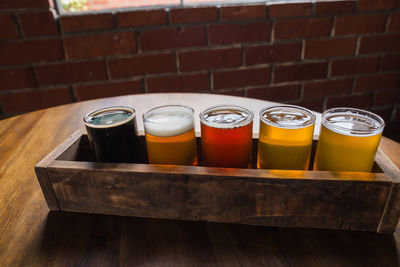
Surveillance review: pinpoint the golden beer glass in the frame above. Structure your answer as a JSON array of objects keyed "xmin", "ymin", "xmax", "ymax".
[
  {"xmin": 257, "ymin": 105, "xmax": 315, "ymax": 170},
  {"xmin": 143, "ymin": 105, "xmax": 198, "ymax": 165},
  {"xmin": 314, "ymin": 108, "xmax": 385, "ymax": 172}
]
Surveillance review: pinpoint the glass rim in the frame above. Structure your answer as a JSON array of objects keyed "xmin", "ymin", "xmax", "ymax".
[
  {"xmin": 142, "ymin": 104, "xmax": 194, "ymax": 122},
  {"xmin": 322, "ymin": 107, "xmax": 385, "ymax": 136},
  {"xmin": 84, "ymin": 106, "xmax": 136, "ymax": 129},
  {"xmin": 199, "ymin": 105, "xmax": 254, "ymax": 129},
  {"xmin": 259, "ymin": 105, "xmax": 316, "ymax": 129}
]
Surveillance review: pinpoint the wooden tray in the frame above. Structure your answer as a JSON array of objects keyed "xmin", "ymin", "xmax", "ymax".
[{"xmin": 35, "ymin": 130, "xmax": 400, "ymax": 233}]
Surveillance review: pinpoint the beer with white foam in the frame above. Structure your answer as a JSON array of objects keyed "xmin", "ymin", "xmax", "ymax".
[{"xmin": 143, "ymin": 105, "xmax": 197, "ymax": 165}]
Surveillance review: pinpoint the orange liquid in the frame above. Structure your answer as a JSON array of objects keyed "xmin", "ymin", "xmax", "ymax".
[
  {"xmin": 257, "ymin": 106, "xmax": 315, "ymax": 170},
  {"xmin": 201, "ymin": 122, "xmax": 253, "ymax": 168},
  {"xmin": 145, "ymin": 129, "xmax": 198, "ymax": 165},
  {"xmin": 257, "ymin": 122, "xmax": 314, "ymax": 170}
]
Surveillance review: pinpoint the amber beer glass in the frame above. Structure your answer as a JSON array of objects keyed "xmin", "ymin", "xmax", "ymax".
[
  {"xmin": 200, "ymin": 105, "xmax": 253, "ymax": 168},
  {"xmin": 84, "ymin": 106, "xmax": 140, "ymax": 163},
  {"xmin": 314, "ymin": 108, "xmax": 385, "ymax": 172},
  {"xmin": 257, "ymin": 105, "xmax": 315, "ymax": 170},
  {"xmin": 143, "ymin": 105, "xmax": 197, "ymax": 165}
]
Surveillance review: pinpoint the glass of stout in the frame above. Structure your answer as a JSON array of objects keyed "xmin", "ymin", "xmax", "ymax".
[{"xmin": 84, "ymin": 106, "xmax": 140, "ymax": 163}]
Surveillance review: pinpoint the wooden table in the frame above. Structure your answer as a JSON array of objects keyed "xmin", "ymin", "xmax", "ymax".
[{"xmin": 1, "ymin": 93, "xmax": 400, "ymax": 266}]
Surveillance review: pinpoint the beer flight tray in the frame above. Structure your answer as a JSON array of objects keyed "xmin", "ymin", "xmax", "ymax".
[{"xmin": 35, "ymin": 130, "xmax": 400, "ymax": 234}]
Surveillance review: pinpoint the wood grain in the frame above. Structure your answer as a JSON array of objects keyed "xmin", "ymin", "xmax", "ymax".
[{"xmin": 1, "ymin": 93, "xmax": 400, "ymax": 266}]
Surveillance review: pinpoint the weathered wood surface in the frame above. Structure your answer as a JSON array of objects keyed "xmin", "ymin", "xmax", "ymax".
[
  {"xmin": 1, "ymin": 93, "xmax": 400, "ymax": 266},
  {"xmin": 38, "ymin": 132, "xmax": 396, "ymax": 232}
]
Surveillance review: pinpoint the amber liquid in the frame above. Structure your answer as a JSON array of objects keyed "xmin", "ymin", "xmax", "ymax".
[
  {"xmin": 146, "ymin": 129, "xmax": 197, "ymax": 165},
  {"xmin": 201, "ymin": 122, "xmax": 253, "ymax": 168},
  {"xmin": 314, "ymin": 123, "xmax": 382, "ymax": 172},
  {"xmin": 257, "ymin": 109, "xmax": 314, "ymax": 170}
]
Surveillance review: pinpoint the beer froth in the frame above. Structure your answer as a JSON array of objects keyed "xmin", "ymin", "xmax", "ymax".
[{"xmin": 144, "ymin": 108, "xmax": 194, "ymax": 137}]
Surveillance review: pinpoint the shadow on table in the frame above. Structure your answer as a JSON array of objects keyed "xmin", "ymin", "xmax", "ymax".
[{"xmin": 38, "ymin": 211, "xmax": 400, "ymax": 266}]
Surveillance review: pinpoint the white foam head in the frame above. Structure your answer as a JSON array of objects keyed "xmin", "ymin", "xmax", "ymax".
[{"xmin": 143, "ymin": 105, "xmax": 194, "ymax": 137}]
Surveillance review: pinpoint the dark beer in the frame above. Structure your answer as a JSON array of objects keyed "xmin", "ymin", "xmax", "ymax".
[{"xmin": 84, "ymin": 107, "xmax": 140, "ymax": 163}]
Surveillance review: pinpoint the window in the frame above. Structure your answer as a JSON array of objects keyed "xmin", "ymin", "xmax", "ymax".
[{"xmin": 57, "ymin": 0, "xmax": 269, "ymax": 13}]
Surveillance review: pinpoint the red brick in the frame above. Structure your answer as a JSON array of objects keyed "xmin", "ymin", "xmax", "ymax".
[
  {"xmin": 147, "ymin": 73, "xmax": 209, "ymax": 93},
  {"xmin": 381, "ymin": 53, "xmax": 400, "ymax": 71},
  {"xmin": 247, "ymin": 84, "xmax": 301, "ymax": 102},
  {"xmin": 394, "ymin": 108, "xmax": 400, "ymax": 121},
  {"xmin": 374, "ymin": 88, "xmax": 400, "ymax": 106},
  {"xmin": 0, "ymin": 39, "xmax": 63, "ymax": 65},
  {"xmin": 303, "ymin": 78, "xmax": 353, "ymax": 98},
  {"xmin": 116, "ymin": 10, "xmax": 166, "ymax": 27},
  {"xmin": 245, "ymin": 42, "xmax": 302, "ymax": 65},
  {"xmin": 331, "ymin": 57, "xmax": 380, "ymax": 76},
  {"xmin": 389, "ymin": 12, "xmax": 400, "ymax": 32},
  {"xmin": 292, "ymin": 98, "xmax": 324, "ymax": 112},
  {"xmin": 140, "ymin": 26, "xmax": 206, "ymax": 51},
  {"xmin": 334, "ymin": 14, "xmax": 387, "ymax": 35},
  {"xmin": 357, "ymin": 0, "xmax": 396, "ymax": 11},
  {"xmin": 213, "ymin": 68, "xmax": 270, "ymax": 89},
  {"xmin": 393, "ymin": 107, "xmax": 400, "ymax": 122},
  {"xmin": 64, "ymin": 32, "xmax": 136, "ymax": 59},
  {"xmin": 314, "ymin": 1, "xmax": 356, "ymax": 15},
  {"xmin": 60, "ymin": 14, "xmax": 113, "ymax": 33},
  {"xmin": 268, "ymin": 3, "xmax": 311, "ymax": 18},
  {"xmin": 0, "ymin": 0, "xmax": 49, "ymax": 9},
  {"xmin": 274, "ymin": 18, "xmax": 332, "ymax": 40},
  {"xmin": 170, "ymin": 7, "xmax": 217, "ymax": 24},
  {"xmin": 74, "ymin": 80, "xmax": 143, "ymax": 101},
  {"xmin": 35, "ymin": 61, "xmax": 107, "ymax": 86},
  {"xmin": 19, "ymin": 11, "xmax": 57, "ymax": 36},
  {"xmin": 274, "ymin": 62, "xmax": 328, "ymax": 83},
  {"xmin": 209, "ymin": 21, "xmax": 271, "ymax": 45},
  {"xmin": 0, "ymin": 88, "xmax": 72, "ymax": 114},
  {"xmin": 359, "ymin": 34, "xmax": 400, "ymax": 54},
  {"xmin": 220, "ymin": 5, "xmax": 266, "ymax": 21},
  {"xmin": 0, "ymin": 13, "xmax": 18, "ymax": 39},
  {"xmin": 108, "ymin": 53, "xmax": 176, "ymax": 79},
  {"xmin": 179, "ymin": 48, "xmax": 241, "ymax": 72},
  {"xmin": 354, "ymin": 73, "xmax": 400, "ymax": 92},
  {"xmin": 369, "ymin": 107, "xmax": 394, "ymax": 123},
  {"xmin": 0, "ymin": 67, "xmax": 36, "ymax": 91},
  {"xmin": 327, "ymin": 93, "xmax": 373, "ymax": 109},
  {"xmin": 305, "ymin": 37, "xmax": 356, "ymax": 59}
]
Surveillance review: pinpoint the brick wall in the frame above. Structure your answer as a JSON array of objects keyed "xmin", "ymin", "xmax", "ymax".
[{"xmin": 0, "ymin": 0, "xmax": 399, "ymax": 140}]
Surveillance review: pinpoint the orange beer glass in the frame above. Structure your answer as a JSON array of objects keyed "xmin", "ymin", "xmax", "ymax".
[
  {"xmin": 257, "ymin": 105, "xmax": 315, "ymax": 170},
  {"xmin": 200, "ymin": 105, "xmax": 253, "ymax": 168},
  {"xmin": 314, "ymin": 108, "xmax": 385, "ymax": 172},
  {"xmin": 143, "ymin": 105, "xmax": 197, "ymax": 165}
]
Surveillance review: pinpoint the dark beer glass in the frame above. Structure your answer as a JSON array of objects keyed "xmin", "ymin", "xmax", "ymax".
[{"xmin": 84, "ymin": 106, "xmax": 139, "ymax": 163}]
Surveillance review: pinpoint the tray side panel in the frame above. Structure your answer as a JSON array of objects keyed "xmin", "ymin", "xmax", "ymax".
[
  {"xmin": 375, "ymin": 148, "xmax": 400, "ymax": 233},
  {"xmin": 34, "ymin": 130, "xmax": 85, "ymax": 210},
  {"xmin": 47, "ymin": 165, "xmax": 391, "ymax": 232},
  {"xmin": 34, "ymin": 166, "xmax": 60, "ymax": 210}
]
